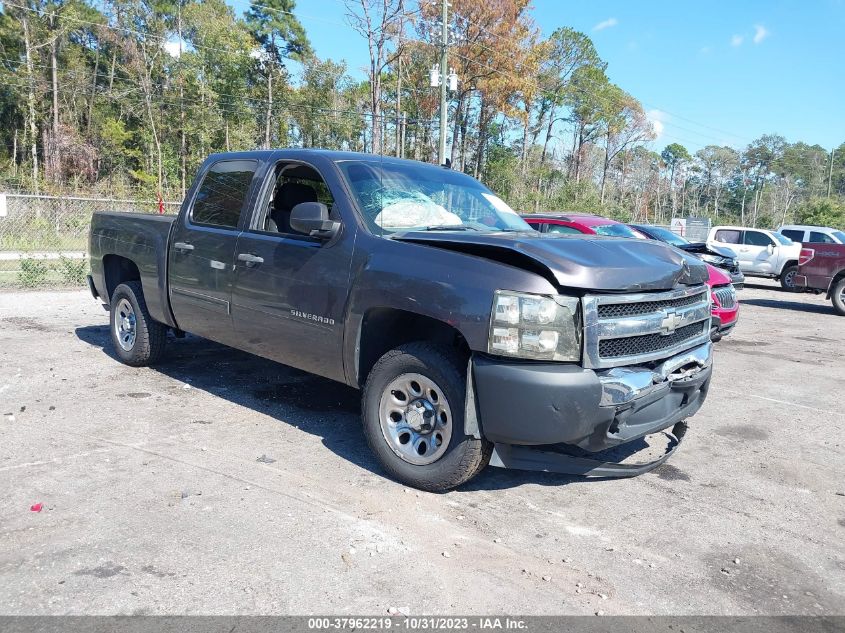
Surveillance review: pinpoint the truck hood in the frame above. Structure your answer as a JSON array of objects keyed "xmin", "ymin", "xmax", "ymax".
[
  {"xmin": 395, "ymin": 231, "xmax": 709, "ymax": 292},
  {"xmin": 680, "ymin": 241, "xmax": 737, "ymax": 260}
]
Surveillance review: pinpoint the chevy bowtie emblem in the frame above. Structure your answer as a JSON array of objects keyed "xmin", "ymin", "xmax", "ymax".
[{"xmin": 660, "ymin": 309, "xmax": 683, "ymax": 335}]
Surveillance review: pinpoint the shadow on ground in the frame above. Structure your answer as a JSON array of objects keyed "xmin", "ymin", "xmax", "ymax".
[
  {"xmin": 740, "ymin": 297, "xmax": 834, "ymax": 315},
  {"xmin": 75, "ymin": 324, "xmax": 667, "ymax": 492}
]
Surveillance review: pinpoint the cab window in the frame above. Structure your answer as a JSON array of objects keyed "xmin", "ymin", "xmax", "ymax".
[
  {"xmin": 191, "ymin": 160, "xmax": 258, "ymax": 228},
  {"xmin": 809, "ymin": 231, "xmax": 835, "ymax": 244},
  {"xmin": 780, "ymin": 229, "xmax": 804, "ymax": 242},
  {"xmin": 255, "ymin": 163, "xmax": 335, "ymax": 235},
  {"xmin": 714, "ymin": 229, "xmax": 741, "ymax": 244},
  {"xmin": 744, "ymin": 230, "xmax": 775, "ymax": 247}
]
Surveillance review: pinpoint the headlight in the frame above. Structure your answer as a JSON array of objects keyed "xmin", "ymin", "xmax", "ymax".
[
  {"xmin": 488, "ymin": 291, "xmax": 581, "ymax": 361},
  {"xmin": 699, "ymin": 253, "xmax": 726, "ymax": 266}
]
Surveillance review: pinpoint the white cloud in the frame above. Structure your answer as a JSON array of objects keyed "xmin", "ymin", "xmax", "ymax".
[
  {"xmin": 593, "ymin": 18, "xmax": 618, "ymax": 32},
  {"xmin": 162, "ymin": 39, "xmax": 184, "ymax": 58},
  {"xmin": 731, "ymin": 34, "xmax": 744, "ymax": 47},
  {"xmin": 646, "ymin": 109, "xmax": 666, "ymax": 140},
  {"xmin": 753, "ymin": 24, "xmax": 769, "ymax": 44}
]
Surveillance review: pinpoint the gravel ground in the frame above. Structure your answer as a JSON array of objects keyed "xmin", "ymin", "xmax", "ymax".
[{"xmin": 0, "ymin": 281, "xmax": 843, "ymax": 615}]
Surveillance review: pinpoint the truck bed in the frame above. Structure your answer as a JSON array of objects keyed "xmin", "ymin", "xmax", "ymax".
[{"xmin": 88, "ymin": 211, "xmax": 177, "ymax": 327}]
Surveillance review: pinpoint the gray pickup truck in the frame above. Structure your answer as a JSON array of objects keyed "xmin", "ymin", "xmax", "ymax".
[{"xmin": 88, "ymin": 149, "xmax": 714, "ymax": 491}]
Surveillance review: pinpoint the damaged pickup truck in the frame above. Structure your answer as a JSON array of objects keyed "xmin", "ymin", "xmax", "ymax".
[{"xmin": 88, "ymin": 150, "xmax": 714, "ymax": 491}]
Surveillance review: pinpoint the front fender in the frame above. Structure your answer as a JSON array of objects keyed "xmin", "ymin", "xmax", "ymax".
[{"xmin": 341, "ymin": 236, "xmax": 558, "ymax": 385}]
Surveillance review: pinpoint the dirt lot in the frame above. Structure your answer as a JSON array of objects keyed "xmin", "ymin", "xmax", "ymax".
[{"xmin": 0, "ymin": 281, "xmax": 843, "ymax": 615}]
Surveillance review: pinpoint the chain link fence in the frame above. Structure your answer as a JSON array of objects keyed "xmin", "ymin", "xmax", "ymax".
[{"xmin": 0, "ymin": 193, "xmax": 180, "ymax": 289}]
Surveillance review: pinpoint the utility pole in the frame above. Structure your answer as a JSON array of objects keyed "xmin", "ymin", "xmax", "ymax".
[
  {"xmin": 828, "ymin": 148, "xmax": 836, "ymax": 198},
  {"xmin": 438, "ymin": 0, "xmax": 448, "ymax": 165}
]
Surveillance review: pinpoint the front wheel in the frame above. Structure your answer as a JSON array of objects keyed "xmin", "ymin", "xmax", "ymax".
[
  {"xmin": 780, "ymin": 264, "xmax": 800, "ymax": 292},
  {"xmin": 109, "ymin": 281, "xmax": 166, "ymax": 366},
  {"xmin": 362, "ymin": 343, "xmax": 491, "ymax": 492},
  {"xmin": 832, "ymin": 277, "xmax": 845, "ymax": 316}
]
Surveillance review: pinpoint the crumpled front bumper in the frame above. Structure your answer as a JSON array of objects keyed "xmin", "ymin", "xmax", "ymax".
[{"xmin": 472, "ymin": 343, "xmax": 712, "ymax": 453}]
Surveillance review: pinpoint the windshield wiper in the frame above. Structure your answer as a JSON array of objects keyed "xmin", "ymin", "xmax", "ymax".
[{"xmin": 418, "ymin": 225, "xmax": 481, "ymax": 231}]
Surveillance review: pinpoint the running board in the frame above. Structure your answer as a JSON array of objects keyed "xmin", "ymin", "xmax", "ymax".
[{"xmin": 489, "ymin": 422, "xmax": 687, "ymax": 478}]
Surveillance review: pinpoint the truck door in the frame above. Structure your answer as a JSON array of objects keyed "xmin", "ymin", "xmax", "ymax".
[
  {"xmin": 168, "ymin": 158, "xmax": 259, "ymax": 345},
  {"xmin": 740, "ymin": 230, "xmax": 776, "ymax": 274},
  {"xmin": 230, "ymin": 161, "xmax": 354, "ymax": 383}
]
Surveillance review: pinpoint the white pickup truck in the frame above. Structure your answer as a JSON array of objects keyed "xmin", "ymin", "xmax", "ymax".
[{"xmin": 708, "ymin": 225, "xmax": 802, "ymax": 291}]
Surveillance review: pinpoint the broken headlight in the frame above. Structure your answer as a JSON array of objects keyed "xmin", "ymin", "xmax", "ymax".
[{"xmin": 488, "ymin": 291, "xmax": 581, "ymax": 362}]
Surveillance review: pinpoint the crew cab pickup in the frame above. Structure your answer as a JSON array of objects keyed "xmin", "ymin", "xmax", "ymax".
[
  {"xmin": 88, "ymin": 150, "xmax": 714, "ymax": 491},
  {"xmin": 708, "ymin": 225, "xmax": 802, "ymax": 291},
  {"xmin": 795, "ymin": 243, "xmax": 845, "ymax": 315}
]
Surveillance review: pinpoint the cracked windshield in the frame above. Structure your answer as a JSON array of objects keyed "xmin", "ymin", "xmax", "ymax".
[{"xmin": 337, "ymin": 159, "xmax": 532, "ymax": 235}]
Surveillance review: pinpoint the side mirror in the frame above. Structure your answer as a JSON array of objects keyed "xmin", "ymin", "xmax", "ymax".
[
  {"xmin": 290, "ymin": 202, "xmax": 339, "ymax": 239},
  {"xmin": 767, "ymin": 243, "xmax": 775, "ymax": 254}
]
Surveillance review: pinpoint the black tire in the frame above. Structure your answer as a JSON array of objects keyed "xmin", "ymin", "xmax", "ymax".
[
  {"xmin": 832, "ymin": 277, "xmax": 845, "ymax": 316},
  {"xmin": 109, "ymin": 281, "xmax": 166, "ymax": 366},
  {"xmin": 780, "ymin": 264, "xmax": 800, "ymax": 292},
  {"xmin": 362, "ymin": 342, "xmax": 492, "ymax": 492}
]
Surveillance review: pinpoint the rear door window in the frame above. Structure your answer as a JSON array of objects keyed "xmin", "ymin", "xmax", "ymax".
[
  {"xmin": 714, "ymin": 229, "xmax": 741, "ymax": 244},
  {"xmin": 780, "ymin": 229, "xmax": 804, "ymax": 242},
  {"xmin": 808, "ymin": 231, "xmax": 836, "ymax": 243},
  {"xmin": 744, "ymin": 230, "xmax": 775, "ymax": 247},
  {"xmin": 191, "ymin": 160, "xmax": 258, "ymax": 229},
  {"xmin": 548, "ymin": 224, "xmax": 584, "ymax": 235}
]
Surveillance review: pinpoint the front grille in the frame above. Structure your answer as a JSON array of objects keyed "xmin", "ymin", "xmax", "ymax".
[
  {"xmin": 597, "ymin": 291, "xmax": 707, "ymax": 318},
  {"xmin": 713, "ymin": 287, "xmax": 736, "ymax": 309},
  {"xmin": 599, "ymin": 322, "xmax": 708, "ymax": 358},
  {"xmin": 582, "ymin": 285, "xmax": 712, "ymax": 369}
]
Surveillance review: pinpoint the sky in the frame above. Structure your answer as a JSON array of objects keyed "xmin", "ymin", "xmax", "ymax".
[{"xmin": 229, "ymin": 0, "xmax": 845, "ymax": 154}]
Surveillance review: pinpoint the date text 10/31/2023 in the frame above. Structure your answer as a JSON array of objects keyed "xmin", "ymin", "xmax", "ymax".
[{"xmin": 307, "ymin": 617, "xmax": 528, "ymax": 630}]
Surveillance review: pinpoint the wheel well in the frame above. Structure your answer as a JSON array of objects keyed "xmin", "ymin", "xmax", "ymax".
[
  {"xmin": 778, "ymin": 260, "xmax": 798, "ymax": 278},
  {"xmin": 357, "ymin": 308, "xmax": 470, "ymax": 387},
  {"xmin": 827, "ymin": 269, "xmax": 845, "ymax": 299},
  {"xmin": 103, "ymin": 255, "xmax": 141, "ymax": 302}
]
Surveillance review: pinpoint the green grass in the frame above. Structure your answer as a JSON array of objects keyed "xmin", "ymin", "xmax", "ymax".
[{"xmin": 0, "ymin": 258, "xmax": 88, "ymax": 289}]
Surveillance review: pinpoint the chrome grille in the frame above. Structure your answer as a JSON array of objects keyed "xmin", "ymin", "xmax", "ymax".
[
  {"xmin": 597, "ymin": 291, "xmax": 707, "ymax": 318},
  {"xmin": 599, "ymin": 322, "xmax": 708, "ymax": 358},
  {"xmin": 713, "ymin": 286, "xmax": 737, "ymax": 309},
  {"xmin": 582, "ymin": 286, "xmax": 712, "ymax": 369}
]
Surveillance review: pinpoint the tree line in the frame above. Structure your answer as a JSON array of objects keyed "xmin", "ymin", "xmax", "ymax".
[{"xmin": 1, "ymin": 0, "xmax": 844, "ymax": 228}]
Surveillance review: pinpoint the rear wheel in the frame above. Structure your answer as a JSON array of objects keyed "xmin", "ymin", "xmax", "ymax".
[
  {"xmin": 362, "ymin": 342, "xmax": 491, "ymax": 492},
  {"xmin": 109, "ymin": 281, "xmax": 166, "ymax": 366},
  {"xmin": 832, "ymin": 277, "xmax": 845, "ymax": 316},
  {"xmin": 780, "ymin": 264, "xmax": 800, "ymax": 292}
]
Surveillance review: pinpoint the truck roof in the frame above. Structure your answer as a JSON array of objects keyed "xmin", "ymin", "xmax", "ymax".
[
  {"xmin": 779, "ymin": 224, "xmax": 841, "ymax": 231},
  {"xmin": 205, "ymin": 148, "xmax": 445, "ymax": 169},
  {"xmin": 711, "ymin": 225, "xmax": 775, "ymax": 233}
]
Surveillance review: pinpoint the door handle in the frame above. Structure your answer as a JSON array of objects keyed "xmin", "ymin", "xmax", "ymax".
[
  {"xmin": 174, "ymin": 241, "xmax": 194, "ymax": 252},
  {"xmin": 237, "ymin": 253, "xmax": 264, "ymax": 267}
]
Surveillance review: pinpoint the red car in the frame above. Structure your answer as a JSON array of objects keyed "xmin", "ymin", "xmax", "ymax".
[
  {"xmin": 524, "ymin": 212, "xmax": 642, "ymax": 238},
  {"xmin": 523, "ymin": 213, "xmax": 739, "ymax": 340}
]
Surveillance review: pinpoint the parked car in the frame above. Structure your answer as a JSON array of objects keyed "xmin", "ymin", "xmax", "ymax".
[
  {"xmin": 88, "ymin": 150, "xmax": 714, "ymax": 491},
  {"xmin": 794, "ymin": 243, "xmax": 845, "ymax": 315},
  {"xmin": 707, "ymin": 264, "xmax": 739, "ymax": 340},
  {"xmin": 630, "ymin": 223, "xmax": 744, "ymax": 289},
  {"xmin": 523, "ymin": 213, "xmax": 739, "ymax": 341},
  {"xmin": 523, "ymin": 212, "xmax": 642, "ymax": 238},
  {"xmin": 778, "ymin": 225, "xmax": 845, "ymax": 245},
  {"xmin": 708, "ymin": 225, "xmax": 802, "ymax": 291}
]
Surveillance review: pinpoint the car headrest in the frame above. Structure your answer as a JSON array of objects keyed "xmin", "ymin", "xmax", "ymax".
[{"xmin": 274, "ymin": 181, "xmax": 318, "ymax": 212}]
